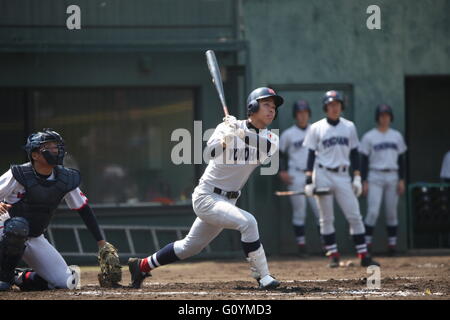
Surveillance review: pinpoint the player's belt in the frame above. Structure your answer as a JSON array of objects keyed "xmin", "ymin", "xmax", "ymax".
[
  {"xmin": 213, "ymin": 187, "xmax": 240, "ymax": 199},
  {"xmin": 372, "ymin": 168, "xmax": 397, "ymax": 172},
  {"xmin": 318, "ymin": 164, "xmax": 347, "ymax": 173},
  {"xmin": 294, "ymin": 167, "xmax": 307, "ymax": 172}
]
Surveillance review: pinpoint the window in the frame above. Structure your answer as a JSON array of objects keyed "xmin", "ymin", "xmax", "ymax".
[{"xmin": 31, "ymin": 87, "xmax": 196, "ymax": 206}]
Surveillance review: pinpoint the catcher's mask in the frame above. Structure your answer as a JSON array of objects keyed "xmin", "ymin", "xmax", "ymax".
[{"xmin": 24, "ymin": 128, "xmax": 66, "ymax": 166}]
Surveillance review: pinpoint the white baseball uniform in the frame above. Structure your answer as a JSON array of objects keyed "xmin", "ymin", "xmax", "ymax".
[
  {"xmin": 169, "ymin": 120, "xmax": 278, "ymax": 281},
  {"xmin": 303, "ymin": 117, "xmax": 367, "ymax": 257},
  {"xmin": 0, "ymin": 169, "xmax": 86, "ymax": 289},
  {"xmin": 280, "ymin": 125, "xmax": 320, "ymax": 245},
  {"xmin": 359, "ymin": 128, "xmax": 407, "ymax": 247}
]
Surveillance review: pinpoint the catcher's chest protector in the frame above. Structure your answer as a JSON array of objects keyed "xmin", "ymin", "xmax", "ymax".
[{"xmin": 9, "ymin": 162, "xmax": 81, "ymax": 237}]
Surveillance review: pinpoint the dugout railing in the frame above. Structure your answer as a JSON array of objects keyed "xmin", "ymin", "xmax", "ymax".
[{"xmin": 45, "ymin": 224, "xmax": 211, "ymax": 257}]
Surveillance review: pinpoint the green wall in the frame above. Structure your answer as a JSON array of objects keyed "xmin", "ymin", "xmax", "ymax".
[{"xmin": 241, "ymin": 0, "xmax": 450, "ymax": 254}]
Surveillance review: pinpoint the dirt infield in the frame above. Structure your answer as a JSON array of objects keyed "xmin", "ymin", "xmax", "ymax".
[{"xmin": 1, "ymin": 254, "xmax": 449, "ymax": 300}]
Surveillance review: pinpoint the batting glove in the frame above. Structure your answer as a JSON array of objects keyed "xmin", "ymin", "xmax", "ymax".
[
  {"xmin": 220, "ymin": 125, "xmax": 245, "ymax": 147},
  {"xmin": 304, "ymin": 175, "xmax": 315, "ymax": 197},
  {"xmin": 352, "ymin": 175, "xmax": 362, "ymax": 197},
  {"xmin": 223, "ymin": 115, "xmax": 238, "ymax": 129}
]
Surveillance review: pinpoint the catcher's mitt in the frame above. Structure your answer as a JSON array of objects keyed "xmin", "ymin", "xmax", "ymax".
[{"xmin": 97, "ymin": 242, "xmax": 122, "ymax": 287}]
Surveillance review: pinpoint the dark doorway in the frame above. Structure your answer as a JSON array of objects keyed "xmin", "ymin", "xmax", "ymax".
[
  {"xmin": 406, "ymin": 76, "xmax": 450, "ymax": 249},
  {"xmin": 406, "ymin": 76, "xmax": 450, "ymax": 183}
]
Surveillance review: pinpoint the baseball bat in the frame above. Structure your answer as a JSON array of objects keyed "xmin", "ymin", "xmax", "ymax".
[
  {"xmin": 205, "ymin": 50, "xmax": 229, "ymax": 116},
  {"xmin": 274, "ymin": 187, "xmax": 331, "ymax": 197}
]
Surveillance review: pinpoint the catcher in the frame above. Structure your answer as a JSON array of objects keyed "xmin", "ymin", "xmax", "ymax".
[{"xmin": 0, "ymin": 129, "xmax": 122, "ymax": 291}]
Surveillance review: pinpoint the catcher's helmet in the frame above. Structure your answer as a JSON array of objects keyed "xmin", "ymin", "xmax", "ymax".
[
  {"xmin": 247, "ymin": 87, "xmax": 284, "ymax": 117},
  {"xmin": 322, "ymin": 90, "xmax": 344, "ymax": 112},
  {"xmin": 375, "ymin": 104, "xmax": 394, "ymax": 122},
  {"xmin": 292, "ymin": 100, "xmax": 311, "ymax": 118},
  {"xmin": 24, "ymin": 128, "xmax": 66, "ymax": 166}
]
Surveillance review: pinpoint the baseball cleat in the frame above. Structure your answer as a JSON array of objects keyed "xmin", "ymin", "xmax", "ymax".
[
  {"xmin": 387, "ymin": 246, "xmax": 397, "ymax": 257},
  {"xmin": 360, "ymin": 256, "xmax": 380, "ymax": 267},
  {"xmin": 128, "ymin": 258, "xmax": 151, "ymax": 289},
  {"xmin": 258, "ymin": 275, "xmax": 280, "ymax": 290},
  {"xmin": 328, "ymin": 256, "xmax": 340, "ymax": 268},
  {"xmin": 297, "ymin": 245, "xmax": 308, "ymax": 258}
]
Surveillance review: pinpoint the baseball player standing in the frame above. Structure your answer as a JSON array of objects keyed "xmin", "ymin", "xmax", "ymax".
[
  {"xmin": 128, "ymin": 87, "xmax": 283, "ymax": 289},
  {"xmin": 360, "ymin": 104, "xmax": 407, "ymax": 255},
  {"xmin": 0, "ymin": 129, "xmax": 120, "ymax": 291},
  {"xmin": 303, "ymin": 90, "xmax": 379, "ymax": 268},
  {"xmin": 279, "ymin": 100, "xmax": 321, "ymax": 255}
]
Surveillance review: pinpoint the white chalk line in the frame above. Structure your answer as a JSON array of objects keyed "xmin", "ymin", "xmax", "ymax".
[
  {"xmin": 82, "ymin": 276, "xmax": 424, "ymax": 288},
  {"xmin": 71, "ymin": 290, "xmax": 444, "ymax": 298},
  {"xmin": 73, "ymin": 276, "xmax": 443, "ymax": 298}
]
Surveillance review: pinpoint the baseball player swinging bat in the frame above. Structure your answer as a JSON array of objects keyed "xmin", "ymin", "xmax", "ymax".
[
  {"xmin": 205, "ymin": 50, "xmax": 229, "ymax": 117},
  {"xmin": 274, "ymin": 187, "xmax": 331, "ymax": 197}
]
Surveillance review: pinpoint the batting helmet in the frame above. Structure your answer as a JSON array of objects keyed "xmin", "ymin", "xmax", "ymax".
[
  {"xmin": 292, "ymin": 100, "xmax": 311, "ymax": 118},
  {"xmin": 24, "ymin": 128, "xmax": 66, "ymax": 166},
  {"xmin": 247, "ymin": 87, "xmax": 284, "ymax": 117},
  {"xmin": 375, "ymin": 104, "xmax": 394, "ymax": 122},
  {"xmin": 322, "ymin": 90, "xmax": 344, "ymax": 112}
]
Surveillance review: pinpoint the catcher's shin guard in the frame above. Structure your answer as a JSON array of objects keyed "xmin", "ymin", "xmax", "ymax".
[{"xmin": 14, "ymin": 268, "xmax": 49, "ymax": 291}]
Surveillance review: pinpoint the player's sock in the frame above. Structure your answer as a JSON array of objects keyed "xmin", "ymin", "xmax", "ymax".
[
  {"xmin": 387, "ymin": 225, "xmax": 398, "ymax": 249},
  {"xmin": 142, "ymin": 242, "xmax": 180, "ymax": 273},
  {"xmin": 352, "ymin": 233, "xmax": 369, "ymax": 259},
  {"xmin": 247, "ymin": 245, "xmax": 270, "ymax": 280},
  {"xmin": 323, "ymin": 233, "xmax": 338, "ymax": 256},
  {"xmin": 364, "ymin": 224, "xmax": 374, "ymax": 247},
  {"xmin": 293, "ymin": 225, "xmax": 305, "ymax": 246},
  {"xmin": 242, "ymin": 239, "xmax": 261, "ymax": 257}
]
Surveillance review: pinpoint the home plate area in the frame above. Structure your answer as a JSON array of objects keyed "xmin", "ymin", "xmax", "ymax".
[{"xmin": 1, "ymin": 255, "xmax": 448, "ymax": 300}]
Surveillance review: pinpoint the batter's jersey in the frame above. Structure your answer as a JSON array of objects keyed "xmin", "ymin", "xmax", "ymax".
[
  {"xmin": 440, "ymin": 151, "xmax": 450, "ymax": 179},
  {"xmin": 303, "ymin": 117, "xmax": 359, "ymax": 168},
  {"xmin": 279, "ymin": 125, "xmax": 310, "ymax": 171},
  {"xmin": 200, "ymin": 120, "xmax": 278, "ymax": 192},
  {"xmin": 359, "ymin": 128, "xmax": 407, "ymax": 170},
  {"xmin": 0, "ymin": 169, "xmax": 88, "ymax": 210}
]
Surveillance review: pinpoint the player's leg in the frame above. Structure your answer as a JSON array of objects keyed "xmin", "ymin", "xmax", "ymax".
[
  {"xmin": 19, "ymin": 235, "xmax": 79, "ymax": 290},
  {"xmin": 0, "ymin": 217, "xmax": 29, "ymax": 291},
  {"xmin": 288, "ymin": 172, "xmax": 308, "ymax": 253},
  {"xmin": 195, "ymin": 194, "xmax": 278, "ymax": 288},
  {"xmin": 128, "ymin": 217, "xmax": 223, "ymax": 288},
  {"xmin": 334, "ymin": 173, "xmax": 379, "ymax": 267},
  {"xmin": 314, "ymin": 168, "xmax": 339, "ymax": 266},
  {"xmin": 306, "ymin": 193, "xmax": 324, "ymax": 250},
  {"xmin": 364, "ymin": 173, "xmax": 384, "ymax": 250},
  {"xmin": 383, "ymin": 174, "xmax": 400, "ymax": 255}
]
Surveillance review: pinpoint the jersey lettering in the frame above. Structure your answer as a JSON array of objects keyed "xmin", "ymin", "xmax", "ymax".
[
  {"xmin": 322, "ymin": 136, "xmax": 349, "ymax": 149},
  {"xmin": 373, "ymin": 142, "xmax": 398, "ymax": 151}
]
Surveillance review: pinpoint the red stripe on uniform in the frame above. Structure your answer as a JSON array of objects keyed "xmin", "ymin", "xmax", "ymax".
[
  {"xmin": 140, "ymin": 258, "xmax": 151, "ymax": 273},
  {"xmin": 72, "ymin": 199, "xmax": 89, "ymax": 211}
]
